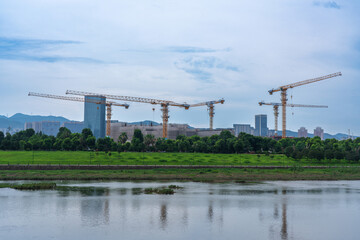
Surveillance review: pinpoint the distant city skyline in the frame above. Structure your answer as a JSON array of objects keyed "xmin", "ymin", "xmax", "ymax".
[{"xmin": 0, "ymin": 1, "xmax": 359, "ymax": 135}]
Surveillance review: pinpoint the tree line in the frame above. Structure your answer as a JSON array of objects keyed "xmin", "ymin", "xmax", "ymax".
[{"xmin": 0, "ymin": 128, "xmax": 359, "ymax": 161}]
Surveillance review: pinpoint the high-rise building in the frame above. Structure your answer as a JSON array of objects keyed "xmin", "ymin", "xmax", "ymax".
[
  {"xmin": 255, "ymin": 114, "xmax": 268, "ymax": 137},
  {"xmin": 41, "ymin": 121, "xmax": 60, "ymax": 136},
  {"xmin": 84, "ymin": 95, "xmax": 106, "ymax": 138},
  {"xmin": 298, "ymin": 127, "xmax": 308, "ymax": 138},
  {"xmin": 24, "ymin": 121, "xmax": 60, "ymax": 136},
  {"xmin": 62, "ymin": 121, "xmax": 84, "ymax": 134},
  {"xmin": 233, "ymin": 124, "xmax": 253, "ymax": 136},
  {"xmin": 314, "ymin": 127, "xmax": 324, "ymax": 140}
]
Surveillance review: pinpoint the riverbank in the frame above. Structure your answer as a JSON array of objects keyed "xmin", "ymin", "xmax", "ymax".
[{"xmin": 1, "ymin": 168, "xmax": 360, "ymax": 181}]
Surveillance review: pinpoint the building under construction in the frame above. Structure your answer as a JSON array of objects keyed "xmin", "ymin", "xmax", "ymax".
[{"xmin": 110, "ymin": 122, "xmax": 234, "ymax": 140}]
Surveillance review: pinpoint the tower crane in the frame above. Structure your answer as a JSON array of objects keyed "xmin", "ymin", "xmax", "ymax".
[
  {"xmin": 258, "ymin": 101, "xmax": 328, "ymax": 137},
  {"xmin": 268, "ymin": 72, "xmax": 342, "ymax": 138},
  {"xmin": 66, "ymin": 90, "xmax": 190, "ymax": 138},
  {"xmin": 28, "ymin": 92, "xmax": 129, "ymax": 136},
  {"xmin": 188, "ymin": 99, "xmax": 225, "ymax": 130}
]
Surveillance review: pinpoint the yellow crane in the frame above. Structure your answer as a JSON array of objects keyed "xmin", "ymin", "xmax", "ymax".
[
  {"xmin": 258, "ymin": 101, "xmax": 328, "ymax": 137},
  {"xmin": 268, "ymin": 72, "xmax": 342, "ymax": 138},
  {"xmin": 188, "ymin": 99, "xmax": 225, "ymax": 130},
  {"xmin": 28, "ymin": 92, "xmax": 129, "ymax": 136},
  {"xmin": 66, "ymin": 90, "xmax": 190, "ymax": 138}
]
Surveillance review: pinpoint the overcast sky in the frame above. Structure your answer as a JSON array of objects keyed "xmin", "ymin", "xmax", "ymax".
[{"xmin": 0, "ymin": 0, "xmax": 359, "ymax": 135}]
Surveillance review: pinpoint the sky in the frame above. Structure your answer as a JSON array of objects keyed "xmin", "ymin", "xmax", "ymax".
[{"xmin": 0, "ymin": 0, "xmax": 359, "ymax": 135}]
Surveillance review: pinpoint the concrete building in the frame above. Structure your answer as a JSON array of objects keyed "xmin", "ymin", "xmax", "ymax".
[
  {"xmin": 314, "ymin": 127, "xmax": 324, "ymax": 140},
  {"xmin": 298, "ymin": 127, "xmax": 308, "ymax": 138},
  {"xmin": 268, "ymin": 129, "xmax": 276, "ymax": 137},
  {"xmin": 110, "ymin": 122, "xmax": 234, "ymax": 141},
  {"xmin": 84, "ymin": 95, "xmax": 106, "ymax": 139},
  {"xmin": 255, "ymin": 114, "xmax": 268, "ymax": 137},
  {"xmin": 62, "ymin": 121, "xmax": 85, "ymax": 134},
  {"xmin": 233, "ymin": 124, "xmax": 252, "ymax": 136},
  {"xmin": 24, "ymin": 121, "xmax": 60, "ymax": 136}
]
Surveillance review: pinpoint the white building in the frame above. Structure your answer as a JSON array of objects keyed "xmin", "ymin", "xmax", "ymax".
[
  {"xmin": 314, "ymin": 127, "xmax": 324, "ymax": 140},
  {"xmin": 233, "ymin": 124, "xmax": 253, "ymax": 136},
  {"xmin": 298, "ymin": 127, "xmax": 308, "ymax": 138}
]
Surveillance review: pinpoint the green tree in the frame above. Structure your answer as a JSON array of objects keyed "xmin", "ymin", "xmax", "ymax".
[
  {"xmin": 132, "ymin": 129, "xmax": 144, "ymax": 143},
  {"xmin": 144, "ymin": 134, "xmax": 156, "ymax": 150},
  {"xmin": 118, "ymin": 132, "xmax": 128, "ymax": 144},
  {"xmin": 220, "ymin": 130, "xmax": 233, "ymax": 140},
  {"xmin": 334, "ymin": 150, "xmax": 344, "ymax": 160},
  {"xmin": 345, "ymin": 151, "xmax": 359, "ymax": 162},
  {"xmin": 86, "ymin": 136, "xmax": 96, "ymax": 150},
  {"xmin": 96, "ymin": 137, "xmax": 113, "ymax": 151},
  {"xmin": 193, "ymin": 140, "xmax": 207, "ymax": 152},
  {"xmin": 61, "ymin": 138, "xmax": 72, "ymax": 151},
  {"xmin": 309, "ymin": 149, "xmax": 324, "ymax": 161},
  {"xmin": 131, "ymin": 129, "xmax": 145, "ymax": 151},
  {"xmin": 81, "ymin": 128, "xmax": 93, "ymax": 140},
  {"xmin": 214, "ymin": 139, "xmax": 226, "ymax": 153},
  {"xmin": 57, "ymin": 127, "xmax": 71, "ymax": 139},
  {"xmin": 155, "ymin": 138, "xmax": 167, "ymax": 151},
  {"xmin": 0, "ymin": 131, "xmax": 4, "ymax": 146},
  {"xmin": 233, "ymin": 139, "xmax": 244, "ymax": 153},
  {"xmin": 324, "ymin": 149, "xmax": 334, "ymax": 160},
  {"xmin": 284, "ymin": 146, "xmax": 294, "ymax": 158},
  {"xmin": 177, "ymin": 139, "xmax": 191, "ymax": 152},
  {"xmin": 53, "ymin": 139, "xmax": 63, "ymax": 150},
  {"xmin": 42, "ymin": 138, "xmax": 53, "ymax": 151},
  {"xmin": 71, "ymin": 137, "xmax": 81, "ymax": 151},
  {"xmin": 24, "ymin": 128, "xmax": 35, "ymax": 138},
  {"xmin": 19, "ymin": 140, "xmax": 26, "ymax": 150}
]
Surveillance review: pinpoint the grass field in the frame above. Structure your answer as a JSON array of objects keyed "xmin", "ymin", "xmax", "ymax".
[{"xmin": 0, "ymin": 151, "xmax": 357, "ymax": 166}]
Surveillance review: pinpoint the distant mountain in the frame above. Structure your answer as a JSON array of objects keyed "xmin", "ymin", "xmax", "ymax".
[
  {"xmin": 0, "ymin": 113, "xmax": 71, "ymax": 129},
  {"xmin": 9, "ymin": 113, "xmax": 70, "ymax": 125},
  {"xmin": 276, "ymin": 130, "xmax": 356, "ymax": 140},
  {"xmin": 128, "ymin": 120, "xmax": 160, "ymax": 126}
]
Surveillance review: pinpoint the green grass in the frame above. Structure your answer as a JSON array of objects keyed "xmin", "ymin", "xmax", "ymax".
[{"xmin": 0, "ymin": 151, "xmax": 356, "ymax": 166}]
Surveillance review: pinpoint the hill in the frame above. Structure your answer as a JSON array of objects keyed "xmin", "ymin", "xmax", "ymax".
[{"xmin": 0, "ymin": 113, "xmax": 71, "ymax": 129}]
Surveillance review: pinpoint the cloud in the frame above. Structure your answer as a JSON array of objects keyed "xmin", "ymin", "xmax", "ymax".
[
  {"xmin": 165, "ymin": 46, "xmax": 231, "ymax": 53},
  {"xmin": 174, "ymin": 56, "xmax": 240, "ymax": 82},
  {"xmin": 114, "ymin": 46, "xmax": 231, "ymax": 54},
  {"xmin": 313, "ymin": 1, "xmax": 341, "ymax": 9},
  {"xmin": 0, "ymin": 37, "xmax": 100, "ymax": 63}
]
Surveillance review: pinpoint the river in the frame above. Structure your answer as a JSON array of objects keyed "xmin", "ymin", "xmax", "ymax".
[{"xmin": 0, "ymin": 180, "xmax": 359, "ymax": 240}]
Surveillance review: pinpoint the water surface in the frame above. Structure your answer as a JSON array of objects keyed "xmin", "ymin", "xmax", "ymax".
[{"xmin": 0, "ymin": 181, "xmax": 359, "ymax": 240}]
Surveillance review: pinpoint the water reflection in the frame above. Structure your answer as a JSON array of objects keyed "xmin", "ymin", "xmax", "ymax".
[
  {"xmin": 207, "ymin": 202, "xmax": 213, "ymax": 222},
  {"xmin": 281, "ymin": 202, "xmax": 288, "ymax": 240},
  {"xmin": 160, "ymin": 204, "xmax": 167, "ymax": 229},
  {"xmin": 80, "ymin": 189, "xmax": 110, "ymax": 226}
]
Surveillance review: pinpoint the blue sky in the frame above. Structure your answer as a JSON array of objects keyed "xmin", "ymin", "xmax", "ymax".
[{"xmin": 0, "ymin": 0, "xmax": 359, "ymax": 135}]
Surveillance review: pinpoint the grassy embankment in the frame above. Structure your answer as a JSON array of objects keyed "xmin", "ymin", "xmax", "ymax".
[
  {"xmin": 0, "ymin": 151, "xmax": 357, "ymax": 166},
  {"xmin": 1, "ymin": 151, "xmax": 360, "ymax": 181},
  {"xmin": 0, "ymin": 168, "xmax": 360, "ymax": 181}
]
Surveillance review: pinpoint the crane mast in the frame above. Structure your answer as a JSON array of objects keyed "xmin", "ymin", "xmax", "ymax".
[
  {"xmin": 268, "ymin": 72, "xmax": 341, "ymax": 138},
  {"xmin": 66, "ymin": 90, "xmax": 190, "ymax": 138},
  {"xmin": 28, "ymin": 92, "xmax": 129, "ymax": 136},
  {"xmin": 188, "ymin": 99, "xmax": 225, "ymax": 130},
  {"xmin": 259, "ymin": 101, "xmax": 328, "ymax": 137}
]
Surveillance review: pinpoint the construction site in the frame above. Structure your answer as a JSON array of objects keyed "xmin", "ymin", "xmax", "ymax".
[{"xmin": 27, "ymin": 72, "xmax": 342, "ymax": 140}]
